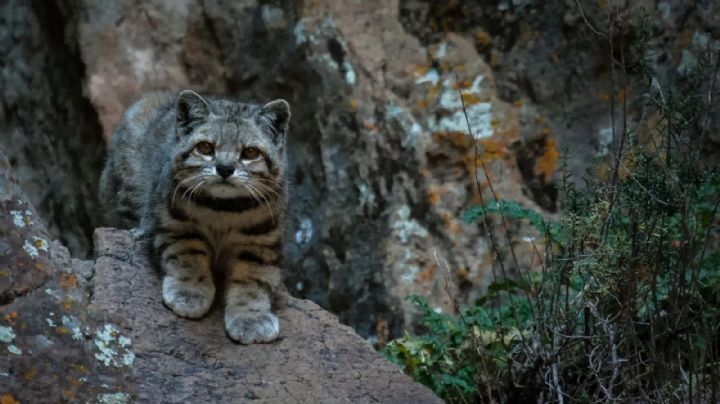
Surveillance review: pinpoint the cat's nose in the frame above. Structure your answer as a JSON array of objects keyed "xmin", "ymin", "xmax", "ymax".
[{"xmin": 216, "ymin": 164, "xmax": 235, "ymax": 179}]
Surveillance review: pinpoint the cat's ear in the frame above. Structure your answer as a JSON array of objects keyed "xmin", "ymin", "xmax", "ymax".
[
  {"xmin": 259, "ymin": 99, "xmax": 291, "ymax": 143},
  {"xmin": 175, "ymin": 90, "xmax": 209, "ymax": 135}
]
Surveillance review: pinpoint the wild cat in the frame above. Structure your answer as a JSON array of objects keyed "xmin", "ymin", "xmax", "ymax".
[{"xmin": 99, "ymin": 90, "xmax": 290, "ymax": 344}]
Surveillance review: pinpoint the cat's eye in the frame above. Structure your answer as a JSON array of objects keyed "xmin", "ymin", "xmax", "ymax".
[
  {"xmin": 241, "ymin": 147, "xmax": 261, "ymax": 160},
  {"xmin": 196, "ymin": 141, "xmax": 214, "ymax": 155}
]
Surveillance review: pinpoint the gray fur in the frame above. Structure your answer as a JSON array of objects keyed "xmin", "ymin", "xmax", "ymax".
[{"xmin": 99, "ymin": 90, "xmax": 290, "ymax": 344}]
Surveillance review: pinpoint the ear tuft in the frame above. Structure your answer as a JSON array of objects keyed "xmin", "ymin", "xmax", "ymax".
[
  {"xmin": 259, "ymin": 99, "xmax": 291, "ymax": 142},
  {"xmin": 176, "ymin": 90, "xmax": 210, "ymax": 134}
]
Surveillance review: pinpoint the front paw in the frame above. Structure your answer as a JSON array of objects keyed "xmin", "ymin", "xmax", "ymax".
[
  {"xmin": 225, "ymin": 311, "xmax": 279, "ymax": 344},
  {"xmin": 162, "ymin": 275, "xmax": 215, "ymax": 318}
]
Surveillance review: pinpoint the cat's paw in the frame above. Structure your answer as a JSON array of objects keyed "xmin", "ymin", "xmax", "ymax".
[
  {"xmin": 224, "ymin": 311, "xmax": 279, "ymax": 344},
  {"xmin": 162, "ymin": 275, "xmax": 215, "ymax": 318}
]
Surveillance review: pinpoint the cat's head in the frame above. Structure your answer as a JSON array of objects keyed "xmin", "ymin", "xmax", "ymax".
[{"xmin": 170, "ymin": 90, "xmax": 290, "ymax": 199}]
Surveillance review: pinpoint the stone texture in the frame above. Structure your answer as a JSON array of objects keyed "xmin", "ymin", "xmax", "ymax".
[
  {"xmin": 0, "ymin": 148, "xmax": 135, "ymax": 402},
  {"xmin": 0, "ymin": 0, "xmax": 106, "ymax": 256},
  {"xmin": 90, "ymin": 228, "xmax": 440, "ymax": 403}
]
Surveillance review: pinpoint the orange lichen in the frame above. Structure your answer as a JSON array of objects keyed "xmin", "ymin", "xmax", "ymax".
[
  {"xmin": 24, "ymin": 368, "xmax": 37, "ymax": 381},
  {"xmin": 432, "ymin": 131, "xmax": 472, "ymax": 149},
  {"xmin": 361, "ymin": 119, "xmax": 379, "ymax": 132},
  {"xmin": 1, "ymin": 394, "xmax": 19, "ymax": 404},
  {"xmin": 413, "ymin": 65, "xmax": 429, "ymax": 77},
  {"xmin": 474, "ymin": 30, "xmax": 492, "ymax": 47},
  {"xmin": 348, "ymin": 99, "xmax": 358, "ymax": 110},
  {"xmin": 513, "ymin": 99, "xmax": 524, "ymax": 108},
  {"xmin": 598, "ymin": 93, "xmax": 610, "ymax": 102},
  {"xmin": 442, "ymin": 212, "xmax": 462, "ymax": 235},
  {"xmin": 478, "ymin": 139, "xmax": 507, "ymax": 162},
  {"xmin": 427, "ymin": 186, "xmax": 445, "ymax": 205},
  {"xmin": 60, "ymin": 274, "xmax": 78, "ymax": 289},
  {"xmin": 69, "ymin": 363, "xmax": 88, "ymax": 373},
  {"xmin": 67, "ymin": 376, "xmax": 83, "ymax": 388},
  {"xmin": 0, "ymin": 269, "xmax": 8, "ymax": 278},
  {"xmin": 460, "ymin": 93, "xmax": 486, "ymax": 105},
  {"xmin": 451, "ymin": 80, "xmax": 473, "ymax": 90},
  {"xmin": 56, "ymin": 326, "xmax": 69, "ymax": 335},
  {"xmin": 417, "ymin": 266, "xmax": 436, "ymax": 283},
  {"xmin": 62, "ymin": 300, "xmax": 73, "ymax": 311},
  {"xmin": 3, "ymin": 312, "xmax": 17, "ymax": 325},
  {"xmin": 616, "ymin": 88, "xmax": 626, "ymax": 103},
  {"xmin": 534, "ymin": 137, "xmax": 559, "ymax": 182}
]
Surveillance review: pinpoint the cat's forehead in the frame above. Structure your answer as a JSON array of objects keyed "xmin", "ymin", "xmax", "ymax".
[
  {"xmin": 209, "ymin": 99, "xmax": 261, "ymax": 119},
  {"xmin": 198, "ymin": 101, "xmax": 266, "ymax": 143}
]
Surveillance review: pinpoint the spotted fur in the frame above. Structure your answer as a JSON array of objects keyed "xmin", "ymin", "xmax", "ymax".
[{"xmin": 99, "ymin": 90, "xmax": 290, "ymax": 344}]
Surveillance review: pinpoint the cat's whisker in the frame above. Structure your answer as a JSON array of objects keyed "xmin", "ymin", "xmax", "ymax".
[
  {"xmin": 180, "ymin": 176, "xmax": 205, "ymax": 201},
  {"xmin": 246, "ymin": 182, "xmax": 275, "ymax": 223},
  {"xmin": 250, "ymin": 180, "xmax": 282, "ymax": 201},
  {"xmin": 189, "ymin": 180, "xmax": 205, "ymax": 201},
  {"xmin": 172, "ymin": 174, "xmax": 204, "ymax": 206}
]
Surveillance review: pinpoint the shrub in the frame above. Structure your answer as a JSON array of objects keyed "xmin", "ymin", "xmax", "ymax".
[{"xmin": 384, "ymin": 8, "xmax": 720, "ymax": 403}]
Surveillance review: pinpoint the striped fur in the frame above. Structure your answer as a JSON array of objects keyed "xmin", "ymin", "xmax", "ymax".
[{"xmin": 99, "ymin": 90, "xmax": 290, "ymax": 344}]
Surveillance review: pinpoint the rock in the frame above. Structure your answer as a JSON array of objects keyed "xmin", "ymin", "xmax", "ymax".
[
  {"xmin": 0, "ymin": 0, "xmax": 106, "ymax": 256},
  {"xmin": 0, "ymin": 149, "xmax": 438, "ymax": 402},
  {"xmin": 90, "ymin": 228, "xmax": 440, "ymax": 403},
  {"xmin": 0, "ymin": 147, "xmax": 135, "ymax": 402}
]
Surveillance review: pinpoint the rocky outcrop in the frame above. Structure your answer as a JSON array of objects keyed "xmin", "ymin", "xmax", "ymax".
[{"xmin": 0, "ymin": 149, "xmax": 438, "ymax": 402}]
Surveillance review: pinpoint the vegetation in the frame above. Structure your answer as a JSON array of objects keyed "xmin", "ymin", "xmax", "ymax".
[{"xmin": 384, "ymin": 9, "xmax": 720, "ymax": 403}]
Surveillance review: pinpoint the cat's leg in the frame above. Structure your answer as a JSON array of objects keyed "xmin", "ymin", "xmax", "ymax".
[
  {"xmin": 155, "ymin": 230, "xmax": 215, "ymax": 318},
  {"xmin": 223, "ymin": 253, "xmax": 282, "ymax": 344}
]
